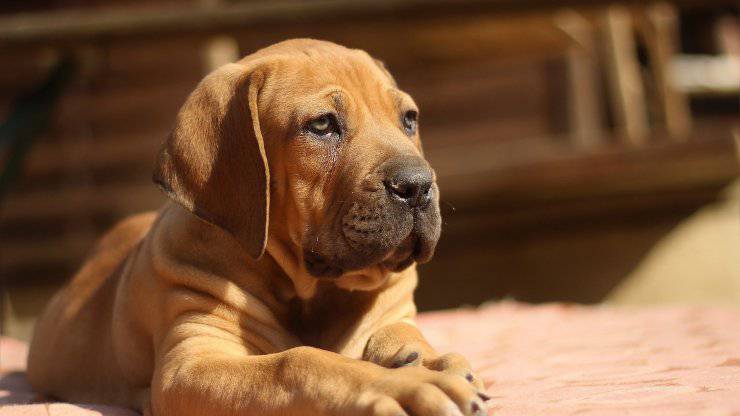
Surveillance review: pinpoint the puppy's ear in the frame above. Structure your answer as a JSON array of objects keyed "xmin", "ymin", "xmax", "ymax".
[{"xmin": 154, "ymin": 63, "xmax": 270, "ymax": 259}]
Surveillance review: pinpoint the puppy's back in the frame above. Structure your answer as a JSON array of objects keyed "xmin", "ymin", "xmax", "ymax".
[{"xmin": 27, "ymin": 211, "xmax": 157, "ymax": 405}]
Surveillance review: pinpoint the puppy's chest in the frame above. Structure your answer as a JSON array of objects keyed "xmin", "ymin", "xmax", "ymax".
[{"xmin": 285, "ymin": 283, "xmax": 378, "ymax": 350}]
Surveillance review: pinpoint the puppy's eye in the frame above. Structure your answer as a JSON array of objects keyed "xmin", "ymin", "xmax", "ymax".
[
  {"xmin": 307, "ymin": 114, "xmax": 339, "ymax": 138},
  {"xmin": 402, "ymin": 110, "xmax": 418, "ymax": 135}
]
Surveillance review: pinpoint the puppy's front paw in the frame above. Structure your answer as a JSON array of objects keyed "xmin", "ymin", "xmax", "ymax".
[
  {"xmin": 386, "ymin": 348, "xmax": 486, "ymax": 391},
  {"xmin": 425, "ymin": 352, "xmax": 486, "ymax": 391},
  {"xmin": 360, "ymin": 366, "xmax": 488, "ymax": 416}
]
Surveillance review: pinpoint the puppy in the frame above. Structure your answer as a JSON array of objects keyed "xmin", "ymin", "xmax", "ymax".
[{"xmin": 28, "ymin": 39, "xmax": 488, "ymax": 416}]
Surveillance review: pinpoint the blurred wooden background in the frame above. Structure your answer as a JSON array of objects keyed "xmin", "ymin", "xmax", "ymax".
[{"xmin": 0, "ymin": 0, "xmax": 738, "ymax": 340}]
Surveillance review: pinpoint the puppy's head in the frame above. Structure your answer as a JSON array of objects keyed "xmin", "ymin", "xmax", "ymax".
[{"xmin": 155, "ymin": 39, "xmax": 440, "ymax": 287}]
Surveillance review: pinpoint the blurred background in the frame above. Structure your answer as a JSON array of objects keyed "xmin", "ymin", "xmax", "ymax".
[{"xmin": 0, "ymin": 0, "xmax": 738, "ymax": 342}]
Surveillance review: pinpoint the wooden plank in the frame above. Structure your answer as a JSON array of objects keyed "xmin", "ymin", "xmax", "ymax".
[
  {"xmin": 0, "ymin": 1, "xmax": 534, "ymax": 47},
  {"xmin": 638, "ymin": 2, "xmax": 692, "ymax": 140},
  {"xmin": 603, "ymin": 5, "xmax": 650, "ymax": 146},
  {"xmin": 0, "ymin": 234, "xmax": 95, "ymax": 272},
  {"xmin": 555, "ymin": 9, "xmax": 604, "ymax": 148},
  {"xmin": 21, "ymin": 131, "xmax": 163, "ymax": 176},
  {"xmin": 0, "ymin": 182, "xmax": 163, "ymax": 223},
  {"xmin": 430, "ymin": 125, "xmax": 739, "ymax": 204},
  {"xmin": 1, "ymin": 0, "xmax": 736, "ymax": 47},
  {"xmin": 57, "ymin": 82, "xmax": 190, "ymax": 128},
  {"xmin": 203, "ymin": 35, "xmax": 240, "ymax": 72}
]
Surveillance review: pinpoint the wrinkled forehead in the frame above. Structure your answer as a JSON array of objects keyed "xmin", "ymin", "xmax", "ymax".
[
  {"xmin": 258, "ymin": 47, "xmax": 405, "ymax": 113},
  {"xmin": 252, "ymin": 41, "xmax": 391, "ymax": 83}
]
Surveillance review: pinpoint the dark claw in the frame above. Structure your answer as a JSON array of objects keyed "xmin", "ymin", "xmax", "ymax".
[
  {"xmin": 391, "ymin": 351, "xmax": 420, "ymax": 368},
  {"xmin": 471, "ymin": 400, "xmax": 483, "ymax": 415},
  {"xmin": 478, "ymin": 392, "xmax": 491, "ymax": 402}
]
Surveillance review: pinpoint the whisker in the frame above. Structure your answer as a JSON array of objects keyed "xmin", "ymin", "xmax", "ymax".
[{"xmin": 441, "ymin": 199, "xmax": 457, "ymax": 214}]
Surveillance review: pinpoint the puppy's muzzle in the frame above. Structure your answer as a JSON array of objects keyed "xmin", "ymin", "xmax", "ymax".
[
  {"xmin": 303, "ymin": 154, "xmax": 441, "ymax": 279},
  {"xmin": 376, "ymin": 155, "xmax": 439, "ymax": 271}
]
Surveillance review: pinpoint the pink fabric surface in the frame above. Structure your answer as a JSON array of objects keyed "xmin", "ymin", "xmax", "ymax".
[{"xmin": 2, "ymin": 302, "xmax": 740, "ymax": 415}]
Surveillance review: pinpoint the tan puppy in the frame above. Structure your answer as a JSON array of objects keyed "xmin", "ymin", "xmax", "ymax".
[{"xmin": 27, "ymin": 39, "xmax": 488, "ymax": 416}]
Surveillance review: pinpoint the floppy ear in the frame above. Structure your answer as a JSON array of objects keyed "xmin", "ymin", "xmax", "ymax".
[{"xmin": 153, "ymin": 63, "xmax": 270, "ymax": 259}]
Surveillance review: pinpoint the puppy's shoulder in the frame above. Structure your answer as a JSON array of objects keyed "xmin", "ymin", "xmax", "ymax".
[{"xmin": 90, "ymin": 211, "xmax": 158, "ymax": 257}]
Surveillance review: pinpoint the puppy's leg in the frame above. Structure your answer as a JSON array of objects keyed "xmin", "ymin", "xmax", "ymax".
[
  {"xmin": 152, "ymin": 327, "xmax": 486, "ymax": 416},
  {"xmin": 363, "ymin": 321, "xmax": 436, "ymax": 368},
  {"xmin": 363, "ymin": 322, "xmax": 487, "ymax": 392}
]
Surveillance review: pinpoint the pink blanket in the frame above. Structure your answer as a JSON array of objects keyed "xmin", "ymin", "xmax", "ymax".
[{"xmin": 2, "ymin": 302, "xmax": 740, "ymax": 415}]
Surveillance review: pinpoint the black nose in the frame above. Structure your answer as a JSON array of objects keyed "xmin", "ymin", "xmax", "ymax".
[{"xmin": 384, "ymin": 162, "xmax": 433, "ymax": 209}]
